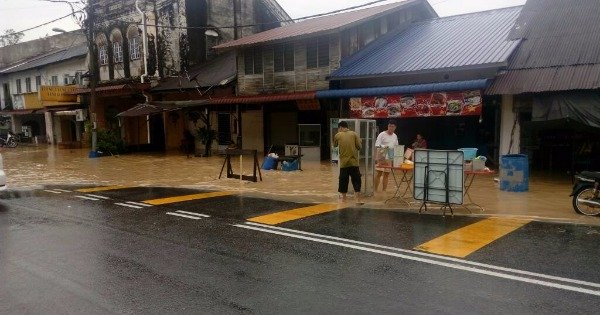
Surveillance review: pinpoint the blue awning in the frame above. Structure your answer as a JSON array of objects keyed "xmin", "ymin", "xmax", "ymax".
[{"xmin": 316, "ymin": 79, "xmax": 489, "ymax": 99}]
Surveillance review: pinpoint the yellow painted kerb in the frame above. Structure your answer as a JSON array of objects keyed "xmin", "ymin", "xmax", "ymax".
[
  {"xmin": 143, "ymin": 191, "xmax": 233, "ymax": 205},
  {"xmin": 76, "ymin": 185, "xmax": 134, "ymax": 193},
  {"xmin": 414, "ymin": 217, "xmax": 531, "ymax": 258},
  {"xmin": 248, "ymin": 203, "xmax": 346, "ymax": 225}
]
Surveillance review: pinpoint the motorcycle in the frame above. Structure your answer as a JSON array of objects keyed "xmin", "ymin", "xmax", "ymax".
[
  {"xmin": 0, "ymin": 131, "xmax": 18, "ymax": 148},
  {"xmin": 571, "ymin": 171, "xmax": 600, "ymax": 216}
]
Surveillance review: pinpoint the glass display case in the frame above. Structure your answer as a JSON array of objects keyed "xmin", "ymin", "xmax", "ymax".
[
  {"xmin": 330, "ymin": 118, "xmax": 377, "ymax": 196},
  {"xmin": 298, "ymin": 124, "xmax": 321, "ymax": 161}
]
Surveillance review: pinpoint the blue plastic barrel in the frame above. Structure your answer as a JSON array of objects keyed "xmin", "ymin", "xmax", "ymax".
[
  {"xmin": 261, "ymin": 156, "xmax": 277, "ymax": 170},
  {"xmin": 500, "ymin": 154, "xmax": 529, "ymax": 192}
]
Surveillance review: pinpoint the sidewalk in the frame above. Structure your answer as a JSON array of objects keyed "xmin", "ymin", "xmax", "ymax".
[{"xmin": 2, "ymin": 145, "xmax": 598, "ymax": 225}]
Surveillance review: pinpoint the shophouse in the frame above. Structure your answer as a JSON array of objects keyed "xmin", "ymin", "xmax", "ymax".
[
  {"xmin": 78, "ymin": 0, "xmax": 289, "ymax": 152},
  {"xmin": 212, "ymin": 0, "xmax": 437, "ymax": 159},
  {"xmin": 0, "ymin": 32, "xmax": 88, "ymax": 147},
  {"xmin": 319, "ymin": 6, "xmax": 522, "ymax": 165},
  {"xmin": 487, "ymin": 0, "xmax": 600, "ymax": 176}
]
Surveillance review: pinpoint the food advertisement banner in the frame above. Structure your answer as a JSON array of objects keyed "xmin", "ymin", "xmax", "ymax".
[{"xmin": 349, "ymin": 90, "xmax": 482, "ymax": 119}]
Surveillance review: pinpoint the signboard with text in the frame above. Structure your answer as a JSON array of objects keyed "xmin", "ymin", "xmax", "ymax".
[
  {"xmin": 349, "ymin": 90, "xmax": 482, "ymax": 119},
  {"xmin": 39, "ymin": 85, "xmax": 78, "ymax": 102}
]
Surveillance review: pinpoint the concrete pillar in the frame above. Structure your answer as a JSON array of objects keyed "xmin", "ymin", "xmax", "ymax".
[
  {"xmin": 75, "ymin": 121, "xmax": 82, "ymax": 141},
  {"xmin": 45, "ymin": 111, "xmax": 54, "ymax": 144},
  {"xmin": 499, "ymin": 94, "xmax": 520, "ymax": 155},
  {"xmin": 10, "ymin": 115, "xmax": 18, "ymax": 133}
]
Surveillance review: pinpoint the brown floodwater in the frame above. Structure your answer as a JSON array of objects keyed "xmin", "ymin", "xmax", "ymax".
[{"xmin": 2, "ymin": 145, "xmax": 598, "ymax": 224}]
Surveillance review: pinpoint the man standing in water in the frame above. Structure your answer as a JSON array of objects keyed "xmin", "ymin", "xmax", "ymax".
[
  {"xmin": 333, "ymin": 121, "xmax": 363, "ymax": 204},
  {"xmin": 374, "ymin": 121, "xmax": 399, "ymax": 192}
]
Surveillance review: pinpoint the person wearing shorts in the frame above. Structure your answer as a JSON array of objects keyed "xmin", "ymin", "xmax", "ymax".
[{"xmin": 374, "ymin": 121, "xmax": 398, "ymax": 192}]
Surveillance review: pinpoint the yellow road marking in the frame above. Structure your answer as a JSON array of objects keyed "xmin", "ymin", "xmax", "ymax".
[
  {"xmin": 248, "ymin": 203, "xmax": 346, "ymax": 225},
  {"xmin": 414, "ymin": 217, "xmax": 531, "ymax": 258},
  {"xmin": 76, "ymin": 185, "xmax": 134, "ymax": 193},
  {"xmin": 143, "ymin": 191, "xmax": 233, "ymax": 205}
]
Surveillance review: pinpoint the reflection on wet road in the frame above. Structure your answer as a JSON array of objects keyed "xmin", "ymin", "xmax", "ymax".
[{"xmin": 1, "ymin": 185, "xmax": 599, "ymax": 313}]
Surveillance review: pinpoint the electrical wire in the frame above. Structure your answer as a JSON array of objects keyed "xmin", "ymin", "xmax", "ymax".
[{"xmin": 0, "ymin": 10, "xmax": 83, "ymax": 38}]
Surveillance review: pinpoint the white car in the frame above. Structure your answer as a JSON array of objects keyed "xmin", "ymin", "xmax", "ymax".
[{"xmin": 0, "ymin": 153, "xmax": 6, "ymax": 190}]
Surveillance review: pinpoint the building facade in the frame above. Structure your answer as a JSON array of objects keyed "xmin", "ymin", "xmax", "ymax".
[
  {"xmin": 85, "ymin": 0, "xmax": 290, "ymax": 152},
  {"xmin": 213, "ymin": 0, "xmax": 436, "ymax": 158},
  {"xmin": 0, "ymin": 33, "xmax": 88, "ymax": 146}
]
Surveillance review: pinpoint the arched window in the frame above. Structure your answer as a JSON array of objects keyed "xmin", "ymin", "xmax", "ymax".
[
  {"xmin": 126, "ymin": 25, "xmax": 141, "ymax": 60},
  {"xmin": 95, "ymin": 33, "xmax": 108, "ymax": 65},
  {"xmin": 110, "ymin": 29, "xmax": 124, "ymax": 64}
]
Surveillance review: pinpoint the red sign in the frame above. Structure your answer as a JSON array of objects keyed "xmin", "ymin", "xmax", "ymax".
[{"xmin": 349, "ymin": 90, "xmax": 482, "ymax": 119}]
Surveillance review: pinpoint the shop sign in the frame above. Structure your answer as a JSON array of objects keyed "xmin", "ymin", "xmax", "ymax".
[
  {"xmin": 39, "ymin": 85, "xmax": 78, "ymax": 102},
  {"xmin": 349, "ymin": 90, "xmax": 482, "ymax": 119}
]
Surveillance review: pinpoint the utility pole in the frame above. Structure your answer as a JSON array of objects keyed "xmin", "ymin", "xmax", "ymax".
[
  {"xmin": 86, "ymin": 0, "xmax": 98, "ymax": 157},
  {"xmin": 233, "ymin": 0, "xmax": 242, "ymax": 149}
]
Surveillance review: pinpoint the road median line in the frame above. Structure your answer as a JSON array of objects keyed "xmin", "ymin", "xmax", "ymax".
[
  {"xmin": 414, "ymin": 217, "xmax": 531, "ymax": 258},
  {"xmin": 143, "ymin": 191, "xmax": 233, "ymax": 205},
  {"xmin": 76, "ymin": 185, "xmax": 134, "ymax": 193},
  {"xmin": 248, "ymin": 203, "xmax": 346, "ymax": 225}
]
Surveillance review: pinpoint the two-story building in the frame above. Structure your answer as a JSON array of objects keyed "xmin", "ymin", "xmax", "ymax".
[
  {"xmin": 213, "ymin": 0, "xmax": 437, "ymax": 159},
  {"xmin": 0, "ymin": 32, "xmax": 88, "ymax": 146},
  {"xmin": 79, "ymin": 0, "xmax": 290, "ymax": 152}
]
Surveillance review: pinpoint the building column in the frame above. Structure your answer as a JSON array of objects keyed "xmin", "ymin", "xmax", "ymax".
[
  {"xmin": 499, "ymin": 94, "xmax": 520, "ymax": 155},
  {"xmin": 45, "ymin": 111, "xmax": 54, "ymax": 144}
]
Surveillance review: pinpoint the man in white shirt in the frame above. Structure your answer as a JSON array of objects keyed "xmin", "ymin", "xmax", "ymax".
[{"xmin": 375, "ymin": 121, "xmax": 399, "ymax": 192}]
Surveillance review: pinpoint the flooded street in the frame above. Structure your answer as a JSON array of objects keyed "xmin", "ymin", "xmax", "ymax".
[{"xmin": 1, "ymin": 145, "xmax": 598, "ymax": 224}]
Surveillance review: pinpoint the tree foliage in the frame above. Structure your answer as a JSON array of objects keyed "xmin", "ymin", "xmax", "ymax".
[{"xmin": 0, "ymin": 29, "xmax": 24, "ymax": 47}]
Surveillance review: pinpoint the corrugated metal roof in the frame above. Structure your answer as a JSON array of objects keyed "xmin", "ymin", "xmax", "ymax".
[
  {"xmin": 214, "ymin": 0, "xmax": 429, "ymax": 50},
  {"xmin": 317, "ymin": 79, "xmax": 488, "ymax": 98},
  {"xmin": 152, "ymin": 51, "xmax": 237, "ymax": 91},
  {"xmin": 0, "ymin": 44, "xmax": 87, "ymax": 74},
  {"xmin": 330, "ymin": 6, "xmax": 522, "ymax": 80},
  {"xmin": 487, "ymin": 65, "xmax": 600, "ymax": 94},
  {"xmin": 489, "ymin": 0, "xmax": 600, "ymax": 94}
]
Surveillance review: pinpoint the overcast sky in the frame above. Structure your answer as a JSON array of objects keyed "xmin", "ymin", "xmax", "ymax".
[{"xmin": 0, "ymin": 0, "xmax": 526, "ymax": 42}]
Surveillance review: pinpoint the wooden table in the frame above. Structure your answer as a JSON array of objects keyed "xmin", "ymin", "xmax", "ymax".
[{"xmin": 377, "ymin": 163, "xmax": 415, "ymax": 204}]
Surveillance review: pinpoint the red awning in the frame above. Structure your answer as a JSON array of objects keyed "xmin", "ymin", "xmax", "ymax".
[{"xmin": 208, "ymin": 91, "xmax": 316, "ymax": 105}]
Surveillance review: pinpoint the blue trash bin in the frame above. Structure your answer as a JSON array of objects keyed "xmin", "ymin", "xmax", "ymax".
[
  {"xmin": 500, "ymin": 154, "xmax": 529, "ymax": 192},
  {"xmin": 261, "ymin": 156, "xmax": 277, "ymax": 170}
]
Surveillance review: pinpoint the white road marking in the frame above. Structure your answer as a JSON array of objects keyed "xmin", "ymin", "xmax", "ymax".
[
  {"xmin": 166, "ymin": 212, "xmax": 202, "ymax": 220},
  {"xmin": 43, "ymin": 190, "xmax": 62, "ymax": 194},
  {"xmin": 235, "ymin": 223, "xmax": 600, "ymax": 297},
  {"xmin": 126, "ymin": 201, "xmax": 152, "ymax": 207},
  {"xmin": 115, "ymin": 203, "xmax": 142, "ymax": 209},
  {"xmin": 74, "ymin": 195, "xmax": 100, "ymax": 201},
  {"xmin": 174, "ymin": 210, "xmax": 210, "ymax": 218},
  {"xmin": 244, "ymin": 222, "xmax": 600, "ymax": 289},
  {"xmin": 53, "ymin": 189, "xmax": 72, "ymax": 193},
  {"xmin": 86, "ymin": 194, "xmax": 110, "ymax": 200}
]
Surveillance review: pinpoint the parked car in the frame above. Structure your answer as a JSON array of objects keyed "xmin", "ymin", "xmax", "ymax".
[{"xmin": 0, "ymin": 153, "xmax": 6, "ymax": 190}]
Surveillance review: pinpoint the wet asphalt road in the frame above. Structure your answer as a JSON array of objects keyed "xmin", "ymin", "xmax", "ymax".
[{"xmin": 1, "ymin": 186, "xmax": 599, "ymax": 314}]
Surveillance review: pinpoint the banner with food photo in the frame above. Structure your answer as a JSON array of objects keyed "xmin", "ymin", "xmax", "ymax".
[{"xmin": 349, "ymin": 90, "xmax": 482, "ymax": 118}]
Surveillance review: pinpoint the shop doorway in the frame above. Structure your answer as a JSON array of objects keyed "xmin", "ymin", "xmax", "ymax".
[{"xmin": 149, "ymin": 114, "xmax": 166, "ymax": 151}]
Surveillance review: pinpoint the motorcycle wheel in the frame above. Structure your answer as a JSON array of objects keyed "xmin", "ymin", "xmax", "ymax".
[
  {"xmin": 572, "ymin": 188, "xmax": 600, "ymax": 216},
  {"xmin": 7, "ymin": 138, "xmax": 17, "ymax": 148}
]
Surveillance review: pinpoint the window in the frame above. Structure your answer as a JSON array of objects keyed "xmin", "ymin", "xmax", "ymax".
[
  {"xmin": 16, "ymin": 79, "xmax": 22, "ymax": 94},
  {"xmin": 307, "ymin": 36, "xmax": 330, "ymax": 69},
  {"xmin": 51, "ymin": 76, "xmax": 58, "ymax": 86},
  {"xmin": 129, "ymin": 37, "xmax": 140, "ymax": 60},
  {"xmin": 113, "ymin": 41, "xmax": 123, "ymax": 63},
  {"xmin": 99, "ymin": 45, "xmax": 108, "ymax": 65},
  {"xmin": 244, "ymin": 48, "xmax": 263, "ymax": 75},
  {"xmin": 35, "ymin": 76, "xmax": 41, "ymax": 90},
  {"xmin": 25, "ymin": 78, "xmax": 31, "ymax": 93},
  {"xmin": 274, "ymin": 44, "xmax": 294, "ymax": 72}
]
